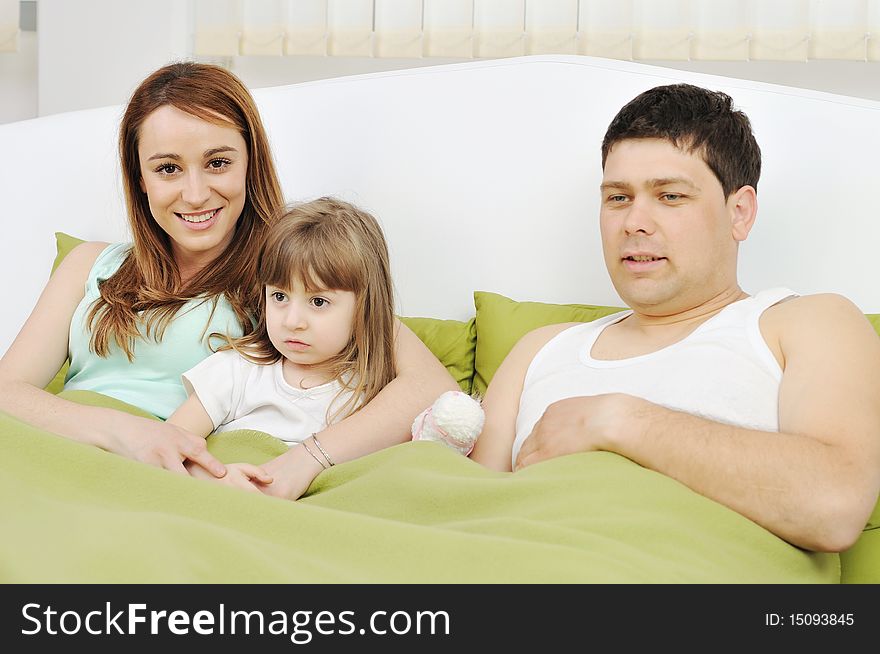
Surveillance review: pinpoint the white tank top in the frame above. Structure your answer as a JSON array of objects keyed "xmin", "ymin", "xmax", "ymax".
[{"xmin": 512, "ymin": 288, "xmax": 797, "ymax": 468}]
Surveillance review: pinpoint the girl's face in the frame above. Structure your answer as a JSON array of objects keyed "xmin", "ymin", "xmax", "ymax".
[
  {"xmin": 265, "ymin": 280, "xmax": 357, "ymax": 373},
  {"xmin": 137, "ymin": 105, "xmax": 248, "ymax": 271}
]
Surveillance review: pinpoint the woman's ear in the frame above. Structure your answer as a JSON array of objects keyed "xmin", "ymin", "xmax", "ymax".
[
  {"xmin": 729, "ymin": 185, "xmax": 757, "ymax": 242},
  {"xmin": 139, "ymin": 177, "xmax": 146, "ymax": 193}
]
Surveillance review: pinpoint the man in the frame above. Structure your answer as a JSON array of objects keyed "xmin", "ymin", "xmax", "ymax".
[{"xmin": 471, "ymin": 84, "xmax": 880, "ymax": 553}]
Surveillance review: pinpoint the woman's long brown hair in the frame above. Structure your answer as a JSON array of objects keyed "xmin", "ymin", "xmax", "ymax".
[{"xmin": 88, "ymin": 62, "xmax": 283, "ymax": 359}]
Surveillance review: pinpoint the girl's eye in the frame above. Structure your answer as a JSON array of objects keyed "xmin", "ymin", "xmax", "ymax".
[
  {"xmin": 271, "ymin": 291, "xmax": 286, "ymax": 302},
  {"xmin": 155, "ymin": 163, "xmax": 179, "ymax": 175},
  {"xmin": 207, "ymin": 158, "xmax": 231, "ymax": 170},
  {"xmin": 311, "ymin": 297, "xmax": 328, "ymax": 308}
]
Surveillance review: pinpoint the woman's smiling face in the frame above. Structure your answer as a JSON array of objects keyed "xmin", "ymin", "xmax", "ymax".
[{"xmin": 137, "ymin": 105, "xmax": 248, "ymax": 272}]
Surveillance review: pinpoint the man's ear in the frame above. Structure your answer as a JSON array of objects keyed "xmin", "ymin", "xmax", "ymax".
[{"xmin": 729, "ymin": 185, "xmax": 757, "ymax": 242}]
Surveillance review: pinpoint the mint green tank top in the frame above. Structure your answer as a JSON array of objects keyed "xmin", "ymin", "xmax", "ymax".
[{"xmin": 64, "ymin": 243, "xmax": 244, "ymax": 419}]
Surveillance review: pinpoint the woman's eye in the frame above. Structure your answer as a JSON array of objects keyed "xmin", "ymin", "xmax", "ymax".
[
  {"xmin": 207, "ymin": 158, "xmax": 231, "ymax": 170},
  {"xmin": 156, "ymin": 163, "xmax": 179, "ymax": 175}
]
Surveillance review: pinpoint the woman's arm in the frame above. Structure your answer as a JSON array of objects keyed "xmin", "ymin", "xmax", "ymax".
[
  {"xmin": 0, "ymin": 242, "xmax": 225, "ymax": 477},
  {"xmin": 260, "ymin": 319, "xmax": 459, "ymax": 500}
]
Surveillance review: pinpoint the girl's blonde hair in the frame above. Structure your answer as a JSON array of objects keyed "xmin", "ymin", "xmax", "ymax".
[
  {"xmin": 225, "ymin": 197, "xmax": 397, "ymax": 422},
  {"xmin": 88, "ymin": 62, "xmax": 283, "ymax": 359}
]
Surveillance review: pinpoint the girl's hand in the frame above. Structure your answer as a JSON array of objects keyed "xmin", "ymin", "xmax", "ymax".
[
  {"xmin": 258, "ymin": 445, "xmax": 326, "ymax": 501},
  {"xmin": 103, "ymin": 413, "xmax": 226, "ymax": 478},
  {"xmin": 187, "ymin": 461, "xmax": 273, "ymax": 494}
]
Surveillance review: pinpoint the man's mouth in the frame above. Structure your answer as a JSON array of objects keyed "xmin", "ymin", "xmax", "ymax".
[
  {"xmin": 623, "ymin": 255, "xmax": 665, "ymax": 262},
  {"xmin": 176, "ymin": 208, "xmax": 219, "ymax": 223}
]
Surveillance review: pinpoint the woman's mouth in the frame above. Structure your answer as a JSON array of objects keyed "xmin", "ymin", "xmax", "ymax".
[{"xmin": 175, "ymin": 208, "xmax": 220, "ymax": 230}]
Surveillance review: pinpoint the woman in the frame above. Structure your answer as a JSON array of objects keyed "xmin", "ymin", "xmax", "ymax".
[{"xmin": 0, "ymin": 62, "xmax": 456, "ymax": 500}]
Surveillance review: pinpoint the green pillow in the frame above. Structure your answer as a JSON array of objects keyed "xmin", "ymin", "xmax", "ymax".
[
  {"xmin": 398, "ymin": 316, "xmax": 476, "ymax": 394},
  {"xmin": 472, "ymin": 290, "xmax": 625, "ymax": 396},
  {"xmin": 47, "ymin": 232, "xmax": 478, "ymax": 396},
  {"xmin": 44, "ymin": 233, "xmax": 87, "ymax": 394},
  {"xmin": 51, "ymin": 231, "xmax": 86, "ymax": 274}
]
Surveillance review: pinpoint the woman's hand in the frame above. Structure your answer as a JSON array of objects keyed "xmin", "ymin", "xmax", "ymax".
[{"xmin": 103, "ymin": 412, "xmax": 227, "ymax": 478}]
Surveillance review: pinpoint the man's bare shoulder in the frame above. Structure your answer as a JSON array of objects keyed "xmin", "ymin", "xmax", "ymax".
[
  {"xmin": 763, "ymin": 293, "xmax": 878, "ymax": 359},
  {"xmin": 518, "ymin": 322, "xmax": 583, "ymax": 350},
  {"xmin": 498, "ymin": 322, "xmax": 584, "ymax": 374},
  {"xmin": 765, "ymin": 292, "xmax": 867, "ymax": 327}
]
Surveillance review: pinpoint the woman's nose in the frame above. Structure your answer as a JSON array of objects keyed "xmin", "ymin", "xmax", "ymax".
[{"xmin": 180, "ymin": 171, "xmax": 210, "ymax": 207}]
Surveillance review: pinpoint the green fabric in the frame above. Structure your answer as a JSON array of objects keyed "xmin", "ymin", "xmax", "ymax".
[
  {"xmin": 472, "ymin": 290, "xmax": 625, "ymax": 395},
  {"xmin": 841, "ymin": 527, "xmax": 880, "ymax": 583},
  {"xmin": 0, "ymin": 391, "xmax": 840, "ymax": 583},
  {"xmin": 398, "ymin": 316, "xmax": 476, "ymax": 394}
]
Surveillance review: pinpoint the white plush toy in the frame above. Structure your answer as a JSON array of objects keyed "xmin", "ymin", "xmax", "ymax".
[{"xmin": 411, "ymin": 390, "xmax": 485, "ymax": 456}]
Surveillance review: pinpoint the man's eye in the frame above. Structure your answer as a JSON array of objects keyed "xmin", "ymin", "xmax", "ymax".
[{"xmin": 662, "ymin": 193, "xmax": 683, "ymax": 201}]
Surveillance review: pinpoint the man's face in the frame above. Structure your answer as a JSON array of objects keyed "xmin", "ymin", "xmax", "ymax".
[{"xmin": 599, "ymin": 138, "xmax": 745, "ymax": 314}]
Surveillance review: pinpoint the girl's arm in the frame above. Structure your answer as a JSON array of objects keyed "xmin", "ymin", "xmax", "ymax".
[
  {"xmin": 168, "ymin": 394, "xmax": 273, "ymax": 489},
  {"xmin": 166, "ymin": 394, "xmax": 215, "ymax": 438},
  {"xmin": 0, "ymin": 242, "xmax": 225, "ymax": 477},
  {"xmin": 260, "ymin": 319, "xmax": 459, "ymax": 500}
]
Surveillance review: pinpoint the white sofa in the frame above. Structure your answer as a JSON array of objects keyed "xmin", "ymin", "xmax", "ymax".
[
  {"xmin": 1, "ymin": 54, "xmax": 879, "ymax": 357},
  {"xmin": 2, "ymin": 55, "xmax": 879, "ymax": 585}
]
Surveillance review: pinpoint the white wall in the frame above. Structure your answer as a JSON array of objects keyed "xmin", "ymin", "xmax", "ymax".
[
  {"xmin": 648, "ymin": 59, "xmax": 880, "ymax": 102},
  {"xmin": 0, "ymin": 30, "xmax": 36, "ymax": 123},
  {"xmin": 36, "ymin": 0, "xmax": 189, "ymax": 117},
  {"xmin": 2, "ymin": 2, "xmax": 880, "ymax": 125}
]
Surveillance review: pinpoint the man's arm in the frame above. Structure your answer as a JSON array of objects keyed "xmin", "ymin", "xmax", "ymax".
[
  {"xmin": 471, "ymin": 323, "xmax": 576, "ymax": 471},
  {"xmin": 516, "ymin": 294, "xmax": 880, "ymax": 552}
]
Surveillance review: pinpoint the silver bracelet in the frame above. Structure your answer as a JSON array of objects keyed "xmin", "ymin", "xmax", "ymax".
[
  {"xmin": 311, "ymin": 433, "xmax": 335, "ymax": 467},
  {"xmin": 301, "ymin": 438, "xmax": 328, "ymax": 470}
]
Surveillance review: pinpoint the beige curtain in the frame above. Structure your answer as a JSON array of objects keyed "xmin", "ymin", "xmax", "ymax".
[
  {"xmin": 192, "ymin": 0, "xmax": 880, "ymax": 62},
  {"xmin": 0, "ymin": 0, "xmax": 19, "ymax": 53}
]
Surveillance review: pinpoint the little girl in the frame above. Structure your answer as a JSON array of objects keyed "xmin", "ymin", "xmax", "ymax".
[{"xmin": 167, "ymin": 197, "xmax": 397, "ymax": 492}]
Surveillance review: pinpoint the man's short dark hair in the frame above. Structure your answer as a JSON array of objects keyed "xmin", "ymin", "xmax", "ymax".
[{"xmin": 601, "ymin": 84, "xmax": 761, "ymax": 197}]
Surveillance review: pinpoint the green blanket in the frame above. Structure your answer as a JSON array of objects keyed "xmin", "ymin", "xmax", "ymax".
[{"xmin": 0, "ymin": 392, "xmax": 838, "ymax": 583}]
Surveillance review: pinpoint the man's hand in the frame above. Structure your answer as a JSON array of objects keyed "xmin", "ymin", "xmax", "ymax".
[{"xmin": 514, "ymin": 393, "xmax": 644, "ymax": 470}]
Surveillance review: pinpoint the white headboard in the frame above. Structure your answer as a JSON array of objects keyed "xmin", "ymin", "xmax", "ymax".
[{"xmin": 1, "ymin": 55, "xmax": 879, "ymax": 356}]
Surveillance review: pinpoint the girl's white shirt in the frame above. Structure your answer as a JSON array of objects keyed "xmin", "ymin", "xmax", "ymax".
[{"xmin": 182, "ymin": 348, "xmax": 356, "ymax": 445}]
